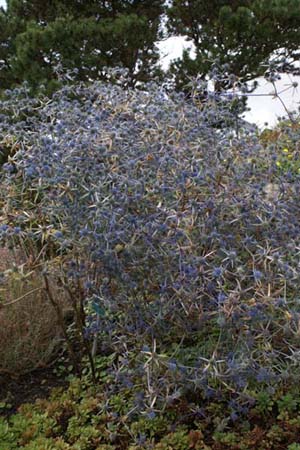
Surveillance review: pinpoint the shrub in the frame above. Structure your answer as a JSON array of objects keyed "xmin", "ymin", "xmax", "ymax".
[
  {"xmin": 1, "ymin": 76, "xmax": 300, "ymax": 416},
  {"xmin": 260, "ymin": 119, "xmax": 300, "ymax": 176}
]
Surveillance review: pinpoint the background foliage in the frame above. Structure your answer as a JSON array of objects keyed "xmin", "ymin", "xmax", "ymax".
[
  {"xmin": 166, "ymin": 0, "xmax": 300, "ymax": 90},
  {"xmin": 0, "ymin": 0, "xmax": 164, "ymax": 91},
  {"xmin": 1, "ymin": 1, "xmax": 300, "ymax": 92}
]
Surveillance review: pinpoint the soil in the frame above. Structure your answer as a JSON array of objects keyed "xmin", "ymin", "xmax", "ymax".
[{"xmin": 0, "ymin": 366, "xmax": 70, "ymax": 417}]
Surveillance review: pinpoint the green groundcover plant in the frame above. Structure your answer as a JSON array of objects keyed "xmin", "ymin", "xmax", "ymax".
[
  {"xmin": 1, "ymin": 71, "xmax": 300, "ymax": 447},
  {"xmin": 2, "ymin": 357, "xmax": 300, "ymax": 449}
]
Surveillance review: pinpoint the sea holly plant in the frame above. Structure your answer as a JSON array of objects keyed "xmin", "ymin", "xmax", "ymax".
[{"xmin": 1, "ymin": 71, "xmax": 300, "ymax": 414}]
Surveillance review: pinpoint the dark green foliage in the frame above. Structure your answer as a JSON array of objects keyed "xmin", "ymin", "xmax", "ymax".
[
  {"xmin": 1, "ymin": 0, "xmax": 164, "ymax": 91},
  {"xmin": 0, "ymin": 6, "xmax": 19, "ymax": 90},
  {"xmin": 167, "ymin": 0, "xmax": 300, "ymax": 90},
  {"xmin": 3, "ymin": 1, "xmax": 300, "ymax": 93}
]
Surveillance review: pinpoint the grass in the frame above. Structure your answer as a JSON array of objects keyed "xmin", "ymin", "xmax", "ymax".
[{"xmin": 0, "ymin": 247, "xmax": 67, "ymax": 375}]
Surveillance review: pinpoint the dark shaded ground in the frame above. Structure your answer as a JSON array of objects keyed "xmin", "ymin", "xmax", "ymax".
[{"xmin": 0, "ymin": 367, "xmax": 69, "ymax": 417}]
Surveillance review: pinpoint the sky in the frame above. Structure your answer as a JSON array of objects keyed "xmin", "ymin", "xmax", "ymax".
[
  {"xmin": 157, "ymin": 36, "xmax": 300, "ymax": 128},
  {"xmin": 0, "ymin": 0, "xmax": 299, "ymax": 128}
]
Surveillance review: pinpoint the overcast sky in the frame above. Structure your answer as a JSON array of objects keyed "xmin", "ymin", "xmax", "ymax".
[{"xmin": 0, "ymin": 0, "xmax": 299, "ymax": 127}]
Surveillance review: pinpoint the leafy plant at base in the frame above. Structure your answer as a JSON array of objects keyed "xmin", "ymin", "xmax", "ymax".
[{"xmin": 2, "ymin": 372, "xmax": 300, "ymax": 449}]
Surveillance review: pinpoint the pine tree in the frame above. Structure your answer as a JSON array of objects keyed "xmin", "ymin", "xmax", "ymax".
[
  {"xmin": 0, "ymin": 6, "xmax": 19, "ymax": 89},
  {"xmin": 166, "ymin": 0, "xmax": 300, "ymax": 90},
  {"xmin": 1, "ymin": 0, "xmax": 164, "ymax": 91}
]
